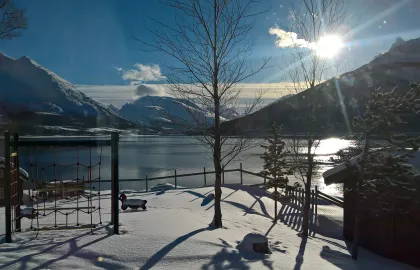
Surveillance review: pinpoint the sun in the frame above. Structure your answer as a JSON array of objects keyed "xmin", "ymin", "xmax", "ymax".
[{"xmin": 314, "ymin": 35, "xmax": 344, "ymax": 58}]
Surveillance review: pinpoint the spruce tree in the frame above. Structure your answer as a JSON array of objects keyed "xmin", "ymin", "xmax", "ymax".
[
  {"xmin": 261, "ymin": 123, "xmax": 292, "ymax": 222},
  {"xmin": 338, "ymin": 83, "xmax": 420, "ymax": 259}
]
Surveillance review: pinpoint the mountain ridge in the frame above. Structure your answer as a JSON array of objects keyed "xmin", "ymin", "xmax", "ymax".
[{"xmin": 224, "ymin": 37, "xmax": 420, "ymax": 135}]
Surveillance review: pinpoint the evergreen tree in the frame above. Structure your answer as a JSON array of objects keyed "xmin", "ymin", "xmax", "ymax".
[
  {"xmin": 338, "ymin": 83, "xmax": 420, "ymax": 259},
  {"xmin": 261, "ymin": 123, "xmax": 292, "ymax": 222}
]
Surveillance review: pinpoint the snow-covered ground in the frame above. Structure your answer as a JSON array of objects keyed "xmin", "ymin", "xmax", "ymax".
[{"xmin": 0, "ymin": 184, "xmax": 416, "ymax": 269}]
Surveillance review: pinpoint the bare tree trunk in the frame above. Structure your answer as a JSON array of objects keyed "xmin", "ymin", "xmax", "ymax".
[
  {"xmin": 274, "ymin": 185, "xmax": 278, "ymax": 222},
  {"xmin": 302, "ymin": 138, "xmax": 314, "ymax": 237},
  {"xmin": 213, "ymin": 153, "xmax": 223, "ymax": 227},
  {"xmin": 302, "ymin": 180, "xmax": 311, "ymax": 236},
  {"xmin": 213, "ymin": 105, "xmax": 223, "ymax": 227}
]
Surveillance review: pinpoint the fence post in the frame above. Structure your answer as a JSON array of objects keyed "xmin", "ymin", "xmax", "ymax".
[
  {"xmin": 174, "ymin": 170, "xmax": 177, "ymax": 188},
  {"xmin": 240, "ymin": 163, "xmax": 243, "ymax": 185},
  {"xmin": 111, "ymin": 132, "xmax": 119, "ymax": 234},
  {"xmin": 4, "ymin": 132, "xmax": 12, "ymax": 243},
  {"xmin": 264, "ymin": 175, "xmax": 266, "ymax": 185},
  {"xmin": 145, "ymin": 175, "xmax": 148, "ymax": 192},
  {"xmin": 13, "ymin": 133, "xmax": 21, "ymax": 232},
  {"xmin": 311, "ymin": 189, "xmax": 315, "ymax": 211},
  {"xmin": 299, "ymin": 188, "xmax": 303, "ymax": 206},
  {"xmin": 315, "ymin": 186, "xmax": 318, "ymax": 226},
  {"xmin": 204, "ymin": 167, "xmax": 207, "ymax": 187}
]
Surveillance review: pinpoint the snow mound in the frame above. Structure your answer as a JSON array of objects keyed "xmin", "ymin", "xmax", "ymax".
[
  {"xmin": 237, "ymin": 233, "xmax": 270, "ymax": 254},
  {"xmin": 150, "ymin": 182, "xmax": 178, "ymax": 191}
]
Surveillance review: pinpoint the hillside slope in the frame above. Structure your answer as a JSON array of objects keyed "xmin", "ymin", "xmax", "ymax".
[
  {"xmin": 119, "ymin": 95, "xmax": 240, "ymax": 132},
  {"xmin": 225, "ymin": 37, "xmax": 420, "ymax": 135},
  {"xmin": 0, "ymin": 53, "xmax": 138, "ymax": 134}
]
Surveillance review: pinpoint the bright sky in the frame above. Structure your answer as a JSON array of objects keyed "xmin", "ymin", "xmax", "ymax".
[{"xmin": 1, "ymin": 0, "xmax": 420, "ymax": 108}]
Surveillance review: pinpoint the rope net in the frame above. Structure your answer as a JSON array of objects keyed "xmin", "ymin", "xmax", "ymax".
[{"xmin": 11, "ymin": 145, "xmax": 104, "ymax": 232}]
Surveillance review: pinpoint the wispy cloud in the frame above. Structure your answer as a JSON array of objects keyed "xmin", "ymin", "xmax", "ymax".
[
  {"xmin": 114, "ymin": 67, "xmax": 123, "ymax": 72},
  {"xmin": 121, "ymin": 63, "xmax": 166, "ymax": 85},
  {"xmin": 269, "ymin": 27, "xmax": 315, "ymax": 49}
]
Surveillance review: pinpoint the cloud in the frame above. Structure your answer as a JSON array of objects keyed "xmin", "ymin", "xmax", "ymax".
[
  {"xmin": 122, "ymin": 63, "xmax": 166, "ymax": 85},
  {"xmin": 114, "ymin": 67, "xmax": 123, "ymax": 72},
  {"xmin": 133, "ymin": 84, "xmax": 165, "ymax": 97},
  {"xmin": 269, "ymin": 27, "xmax": 315, "ymax": 49}
]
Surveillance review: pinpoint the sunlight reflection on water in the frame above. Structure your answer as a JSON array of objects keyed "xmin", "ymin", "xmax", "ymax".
[{"xmin": 17, "ymin": 136, "xmax": 352, "ymax": 195}]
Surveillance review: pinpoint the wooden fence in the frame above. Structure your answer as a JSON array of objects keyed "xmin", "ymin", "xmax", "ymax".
[{"xmin": 102, "ymin": 163, "xmax": 343, "ymax": 209}]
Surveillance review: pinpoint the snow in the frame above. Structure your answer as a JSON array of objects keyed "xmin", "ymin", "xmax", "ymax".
[
  {"xmin": 119, "ymin": 95, "xmax": 239, "ymax": 130},
  {"xmin": 39, "ymin": 126, "xmax": 80, "ymax": 132},
  {"xmin": 0, "ymin": 185, "xmax": 415, "ymax": 269},
  {"xmin": 0, "ymin": 53, "xmax": 122, "ymax": 123},
  {"xmin": 237, "ymin": 233, "xmax": 269, "ymax": 252}
]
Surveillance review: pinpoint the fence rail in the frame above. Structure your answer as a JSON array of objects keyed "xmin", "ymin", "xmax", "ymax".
[
  {"xmin": 317, "ymin": 190, "xmax": 344, "ymax": 208},
  {"xmin": 100, "ymin": 164, "xmax": 344, "ymax": 210}
]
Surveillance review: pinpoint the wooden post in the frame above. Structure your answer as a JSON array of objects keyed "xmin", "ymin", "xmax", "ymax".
[
  {"xmin": 111, "ymin": 132, "xmax": 119, "ymax": 234},
  {"xmin": 264, "ymin": 175, "xmax": 266, "ymax": 185},
  {"xmin": 174, "ymin": 170, "xmax": 177, "ymax": 188},
  {"xmin": 145, "ymin": 175, "xmax": 148, "ymax": 192},
  {"xmin": 240, "ymin": 163, "xmax": 243, "ymax": 185},
  {"xmin": 311, "ymin": 189, "xmax": 315, "ymax": 211},
  {"xmin": 4, "ymin": 132, "xmax": 12, "ymax": 243},
  {"xmin": 222, "ymin": 164, "xmax": 225, "ymax": 184},
  {"xmin": 13, "ymin": 133, "xmax": 21, "ymax": 232},
  {"xmin": 204, "ymin": 167, "xmax": 207, "ymax": 187},
  {"xmin": 315, "ymin": 186, "xmax": 318, "ymax": 226}
]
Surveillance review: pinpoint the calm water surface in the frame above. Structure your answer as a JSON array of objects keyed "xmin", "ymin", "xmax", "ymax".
[{"xmin": 17, "ymin": 136, "xmax": 351, "ymax": 195}]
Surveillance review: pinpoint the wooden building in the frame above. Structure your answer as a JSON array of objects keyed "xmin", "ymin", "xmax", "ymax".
[{"xmin": 322, "ymin": 153, "xmax": 420, "ymax": 268}]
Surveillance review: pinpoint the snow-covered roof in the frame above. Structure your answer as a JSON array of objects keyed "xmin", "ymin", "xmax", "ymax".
[{"xmin": 323, "ymin": 151, "xmax": 420, "ymax": 185}]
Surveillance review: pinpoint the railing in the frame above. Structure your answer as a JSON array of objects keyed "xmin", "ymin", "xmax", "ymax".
[
  {"xmin": 101, "ymin": 163, "xmax": 275, "ymax": 190},
  {"xmin": 101, "ymin": 162, "xmax": 344, "ymax": 209},
  {"xmin": 316, "ymin": 190, "xmax": 344, "ymax": 208}
]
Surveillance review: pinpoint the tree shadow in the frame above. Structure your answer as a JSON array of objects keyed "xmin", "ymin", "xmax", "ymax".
[
  {"xmin": 201, "ymin": 194, "xmax": 214, "ymax": 206},
  {"xmin": 140, "ymin": 226, "xmax": 214, "ymax": 270},
  {"xmin": 0, "ymin": 225, "xmax": 113, "ymax": 270},
  {"xmin": 201, "ymin": 247, "xmax": 250, "ymax": 270},
  {"xmin": 294, "ymin": 235, "xmax": 307, "ymax": 270},
  {"xmin": 320, "ymin": 245, "xmax": 353, "ymax": 269},
  {"xmin": 202, "ymin": 238, "xmax": 274, "ymax": 270}
]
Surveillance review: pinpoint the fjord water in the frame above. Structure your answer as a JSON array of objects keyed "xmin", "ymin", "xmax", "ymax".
[{"xmin": 18, "ymin": 136, "xmax": 351, "ymax": 195}]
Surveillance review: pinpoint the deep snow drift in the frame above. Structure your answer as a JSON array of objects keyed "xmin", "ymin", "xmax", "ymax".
[{"xmin": 0, "ymin": 185, "xmax": 416, "ymax": 269}]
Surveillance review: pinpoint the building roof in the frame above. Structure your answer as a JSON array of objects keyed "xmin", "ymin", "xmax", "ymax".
[
  {"xmin": 0, "ymin": 157, "xmax": 29, "ymax": 181},
  {"xmin": 322, "ymin": 151, "xmax": 420, "ymax": 186}
]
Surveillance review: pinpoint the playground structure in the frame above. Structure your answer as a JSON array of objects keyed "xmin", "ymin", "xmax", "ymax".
[{"xmin": 2, "ymin": 131, "xmax": 120, "ymax": 243}]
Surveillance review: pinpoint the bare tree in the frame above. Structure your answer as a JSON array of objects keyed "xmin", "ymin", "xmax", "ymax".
[
  {"xmin": 137, "ymin": 0, "xmax": 269, "ymax": 228},
  {"xmin": 279, "ymin": 0, "xmax": 349, "ymax": 237},
  {"xmin": 0, "ymin": 0, "xmax": 26, "ymax": 40}
]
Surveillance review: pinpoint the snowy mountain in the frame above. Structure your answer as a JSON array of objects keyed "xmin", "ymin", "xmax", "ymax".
[
  {"xmin": 108, "ymin": 104, "xmax": 120, "ymax": 114},
  {"xmin": 225, "ymin": 37, "xmax": 420, "ymax": 135},
  {"xmin": 119, "ymin": 95, "xmax": 240, "ymax": 131},
  {"xmin": 0, "ymin": 53, "xmax": 136, "ymax": 134}
]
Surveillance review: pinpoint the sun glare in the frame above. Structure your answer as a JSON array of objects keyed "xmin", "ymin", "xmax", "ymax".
[{"xmin": 314, "ymin": 35, "xmax": 344, "ymax": 58}]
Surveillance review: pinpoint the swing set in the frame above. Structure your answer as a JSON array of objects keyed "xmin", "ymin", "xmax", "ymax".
[{"xmin": 3, "ymin": 132, "xmax": 120, "ymax": 243}]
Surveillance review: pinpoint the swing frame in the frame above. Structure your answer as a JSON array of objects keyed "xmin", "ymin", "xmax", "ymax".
[{"xmin": 3, "ymin": 131, "xmax": 120, "ymax": 243}]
